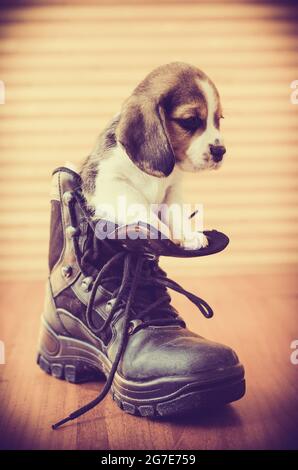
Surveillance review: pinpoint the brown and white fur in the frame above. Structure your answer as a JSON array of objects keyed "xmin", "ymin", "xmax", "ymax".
[{"xmin": 80, "ymin": 62, "xmax": 226, "ymax": 249}]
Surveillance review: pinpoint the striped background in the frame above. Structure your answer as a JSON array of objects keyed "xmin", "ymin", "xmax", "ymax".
[{"xmin": 0, "ymin": 0, "xmax": 297, "ymax": 280}]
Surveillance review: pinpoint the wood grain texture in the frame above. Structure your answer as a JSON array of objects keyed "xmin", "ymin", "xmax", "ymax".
[
  {"xmin": 0, "ymin": 0, "xmax": 297, "ymax": 279},
  {"xmin": 0, "ymin": 273, "xmax": 297, "ymax": 450}
]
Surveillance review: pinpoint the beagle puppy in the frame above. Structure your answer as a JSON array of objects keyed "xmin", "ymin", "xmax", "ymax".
[{"xmin": 80, "ymin": 62, "xmax": 226, "ymax": 249}]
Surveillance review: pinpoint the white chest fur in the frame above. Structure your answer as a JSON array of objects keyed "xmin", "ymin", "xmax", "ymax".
[{"xmin": 94, "ymin": 144, "xmax": 180, "ymax": 206}]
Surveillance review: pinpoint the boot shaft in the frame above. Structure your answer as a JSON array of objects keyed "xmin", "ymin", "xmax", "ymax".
[{"xmin": 48, "ymin": 167, "xmax": 85, "ymax": 296}]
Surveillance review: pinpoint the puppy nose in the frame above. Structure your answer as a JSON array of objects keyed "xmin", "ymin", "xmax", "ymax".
[{"xmin": 209, "ymin": 144, "xmax": 226, "ymax": 162}]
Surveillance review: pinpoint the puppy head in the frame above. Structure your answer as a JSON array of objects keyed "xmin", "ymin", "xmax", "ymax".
[{"xmin": 116, "ymin": 62, "xmax": 225, "ymax": 177}]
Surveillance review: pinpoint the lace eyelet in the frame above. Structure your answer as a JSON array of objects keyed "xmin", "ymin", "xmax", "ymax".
[
  {"xmin": 66, "ymin": 225, "xmax": 80, "ymax": 238},
  {"xmin": 128, "ymin": 319, "xmax": 143, "ymax": 335},
  {"xmin": 62, "ymin": 191, "xmax": 73, "ymax": 205},
  {"xmin": 105, "ymin": 298, "xmax": 116, "ymax": 314},
  {"xmin": 143, "ymin": 252, "xmax": 157, "ymax": 261},
  {"xmin": 81, "ymin": 276, "xmax": 93, "ymax": 292},
  {"xmin": 61, "ymin": 265, "xmax": 73, "ymax": 278}
]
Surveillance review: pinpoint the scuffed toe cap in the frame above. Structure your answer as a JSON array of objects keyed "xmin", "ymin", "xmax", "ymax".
[{"xmin": 118, "ymin": 326, "xmax": 240, "ymax": 381}]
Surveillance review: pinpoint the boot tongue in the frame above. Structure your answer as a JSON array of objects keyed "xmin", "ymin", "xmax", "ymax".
[
  {"xmin": 125, "ymin": 256, "xmax": 176, "ymax": 322},
  {"xmin": 109, "ymin": 221, "xmax": 230, "ymax": 258},
  {"xmin": 108, "ymin": 252, "xmax": 173, "ymax": 319}
]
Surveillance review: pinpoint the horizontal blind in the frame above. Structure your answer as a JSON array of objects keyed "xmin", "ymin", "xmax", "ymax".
[{"xmin": 0, "ymin": 0, "xmax": 297, "ymax": 279}]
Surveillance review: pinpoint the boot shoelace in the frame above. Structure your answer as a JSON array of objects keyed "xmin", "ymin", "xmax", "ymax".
[{"xmin": 52, "ymin": 249, "xmax": 213, "ymax": 429}]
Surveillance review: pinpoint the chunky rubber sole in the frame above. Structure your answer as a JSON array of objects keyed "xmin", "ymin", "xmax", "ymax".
[{"xmin": 37, "ymin": 319, "xmax": 246, "ymax": 418}]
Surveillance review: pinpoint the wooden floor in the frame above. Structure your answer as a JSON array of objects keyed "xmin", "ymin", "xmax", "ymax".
[{"xmin": 0, "ymin": 272, "xmax": 297, "ymax": 450}]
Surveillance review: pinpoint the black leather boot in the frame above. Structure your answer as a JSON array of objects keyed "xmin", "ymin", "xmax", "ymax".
[{"xmin": 37, "ymin": 166, "xmax": 245, "ymax": 429}]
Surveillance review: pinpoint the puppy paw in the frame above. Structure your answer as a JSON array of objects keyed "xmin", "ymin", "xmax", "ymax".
[{"xmin": 181, "ymin": 232, "xmax": 209, "ymax": 250}]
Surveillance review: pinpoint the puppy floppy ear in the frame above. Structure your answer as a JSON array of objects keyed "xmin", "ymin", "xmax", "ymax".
[{"xmin": 116, "ymin": 96, "xmax": 175, "ymax": 177}]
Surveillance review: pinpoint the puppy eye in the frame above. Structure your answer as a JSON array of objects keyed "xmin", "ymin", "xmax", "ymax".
[{"xmin": 175, "ymin": 116, "xmax": 203, "ymax": 132}]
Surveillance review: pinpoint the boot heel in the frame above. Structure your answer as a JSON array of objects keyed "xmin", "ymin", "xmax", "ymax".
[{"xmin": 37, "ymin": 320, "xmax": 105, "ymax": 384}]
